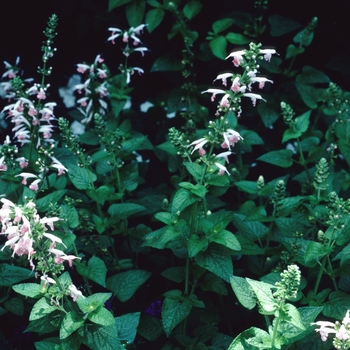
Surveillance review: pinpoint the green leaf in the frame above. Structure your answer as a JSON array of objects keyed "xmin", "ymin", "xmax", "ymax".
[
  {"xmin": 209, "ymin": 36, "xmax": 227, "ymax": 60},
  {"xmin": 171, "ymin": 187, "xmax": 198, "ymax": 213},
  {"xmin": 68, "ymin": 164, "xmax": 97, "ymax": 190},
  {"xmin": 230, "ymin": 276, "xmax": 256, "ymax": 310},
  {"xmin": 5, "ymin": 296, "xmax": 24, "ymax": 315},
  {"xmin": 284, "ymin": 304, "xmax": 305, "ymax": 330},
  {"xmin": 225, "ymin": 32, "xmax": 250, "ymax": 45},
  {"xmin": 268, "ymin": 15, "xmax": 302, "ymax": 37},
  {"xmin": 13, "ymin": 283, "xmax": 43, "ymax": 298},
  {"xmin": 258, "ymin": 102, "xmax": 280, "ymax": 128},
  {"xmin": 60, "ymin": 204, "xmax": 80, "ymax": 228},
  {"xmin": 212, "ymin": 18, "xmax": 234, "ymax": 34},
  {"xmin": 228, "ymin": 327, "xmax": 271, "ymax": 349},
  {"xmin": 107, "ymin": 270, "xmax": 151, "ymax": 302},
  {"xmin": 145, "ymin": 8, "xmax": 164, "ymax": 32},
  {"xmin": 304, "ymin": 241, "xmax": 333, "ymax": 265},
  {"xmin": 81, "ymin": 324, "xmax": 124, "ymax": 350},
  {"xmin": 120, "ymin": 162, "xmax": 139, "ymax": 192},
  {"xmin": 151, "ymin": 52, "xmax": 184, "ymax": 72},
  {"xmin": 188, "ymin": 234, "xmax": 208, "ymax": 258},
  {"xmin": 210, "ymin": 230, "xmax": 241, "ymax": 251},
  {"xmin": 162, "ymin": 296, "xmax": 192, "ymax": 337},
  {"xmin": 323, "ymin": 291, "xmax": 350, "ymax": 320},
  {"xmin": 257, "ymin": 149, "xmax": 294, "ymax": 168},
  {"xmin": 0, "ymin": 264, "xmax": 32, "ymax": 286},
  {"xmin": 338, "ymin": 139, "xmax": 350, "ymax": 168},
  {"xmin": 108, "ymin": 203, "xmax": 146, "ymax": 220},
  {"xmin": 76, "ymin": 257, "xmax": 107, "ymax": 287},
  {"xmin": 36, "ymin": 190, "xmax": 67, "ymax": 212},
  {"xmin": 142, "ymin": 225, "xmax": 182, "ymax": 249},
  {"xmin": 234, "ymin": 180, "xmax": 258, "ymax": 194},
  {"xmin": 108, "ymin": 0, "xmax": 133, "ymax": 12},
  {"xmin": 87, "ymin": 185, "xmax": 122, "ymax": 205},
  {"xmin": 184, "ymin": 162, "xmax": 204, "ymax": 181},
  {"xmin": 88, "ymin": 306, "xmax": 115, "ymax": 326},
  {"xmin": 161, "ymin": 267, "xmax": 185, "ymax": 283},
  {"xmin": 138, "ymin": 314, "xmax": 163, "ymax": 341},
  {"xmin": 202, "ymin": 272, "xmax": 228, "ymax": 295},
  {"xmin": 277, "ymin": 196, "xmax": 306, "ymax": 217},
  {"xmin": 195, "ymin": 245, "xmax": 233, "ymax": 282},
  {"xmin": 183, "ymin": 0, "xmax": 202, "ymax": 20},
  {"xmin": 126, "ymin": 0, "xmax": 145, "ymax": 27},
  {"xmin": 30, "ymin": 297, "xmax": 57, "ymax": 321},
  {"xmin": 232, "ymin": 213, "xmax": 268, "ymax": 240},
  {"xmin": 282, "ymin": 110, "xmax": 311, "ymax": 143},
  {"xmin": 294, "ymin": 27, "xmax": 314, "ymax": 46},
  {"xmin": 76, "ymin": 293, "xmax": 112, "ymax": 314},
  {"xmin": 285, "ymin": 44, "xmax": 305, "ymax": 60},
  {"xmin": 115, "ymin": 312, "xmax": 141, "ymax": 344},
  {"xmin": 60, "ymin": 311, "xmax": 85, "ymax": 339},
  {"xmin": 246, "ymin": 279, "xmax": 276, "ymax": 314},
  {"xmin": 178, "ymin": 182, "xmax": 208, "ymax": 198}
]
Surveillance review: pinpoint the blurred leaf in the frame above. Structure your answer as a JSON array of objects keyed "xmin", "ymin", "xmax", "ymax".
[
  {"xmin": 183, "ymin": 0, "xmax": 202, "ymax": 20},
  {"xmin": 226, "ymin": 32, "xmax": 250, "ymax": 45},
  {"xmin": 257, "ymin": 149, "xmax": 294, "ymax": 168},
  {"xmin": 151, "ymin": 52, "xmax": 184, "ymax": 72},
  {"xmin": 108, "ymin": 0, "xmax": 133, "ymax": 12},
  {"xmin": 212, "ymin": 18, "xmax": 234, "ymax": 34},
  {"xmin": 209, "ymin": 36, "xmax": 227, "ymax": 60},
  {"xmin": 126, "ymin": 0, "xmax": 145, "ymax": 27},
  {"xmin": 146, "ymin": 8, "xmax": 164, "ymax": 32},
  {"xmin": 269, "ymin": 15, "xmax": 302, "ymax": 37}
]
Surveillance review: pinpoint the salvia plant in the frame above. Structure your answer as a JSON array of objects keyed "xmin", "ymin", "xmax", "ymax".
[{"xmin": 0, "ymin": 1, "xmax": 350, "ymax": 349}]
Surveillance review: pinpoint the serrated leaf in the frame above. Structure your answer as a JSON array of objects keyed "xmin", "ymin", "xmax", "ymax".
[
  {"xmin": 170, "ymin": 187, "xmax": 198, "ymax": 214},
  {"xmin": 68, "ymin": 164, "xmax": 97, "ymax": 190},
  {"xmin": 246, "ymin": 279, "xmax": 275, "ymax": 314},
  {"xmin": 162, "ymin": 296, "xmax": 192, "ymax": 337},
  {"xmin": 108, "ymin": 202, "xmax": 146, "ymax": 220},
  {"xmin": 107, "ymin": 270, "xmax": 151, "ymax": 302},
  {"xmin": 195, "ymin": 245, "xmax": 233, "ymax": 282},
  {"xmin": 234, "ymin": 180, "xmax": 258, "ymax": 194},
  {"xmin": 76, "ymin": 293, "xmax": 112, "ymax": 314},
  {"xmin": 228, "ymin": 327, "xmax": 271, "ymax": 350},
  {"xmin": 13, "ymin": 283, "xmax": 42, "ymax": 298},
  {"xmin": 277, "ymin": 196, "xmax": 306, "ymax": 217},
  {"xmin": 76, "ymin": 257, "xmax": 107, "ymax": 287},
  {"xmin": 257, "ymin": 149, "xmax": 293, "ymax": 168},
  {"xmin": 282, "ymin": 111, "xmax": 311, "ymax": 143},
  {"xmin": 258, "ymin": 102, "xmax": 280, "ymax": 128},
  {"xmin": 115, "ymin": 312, "xmax": 141, "ymax": 343},
  {"xmin": 323, "ymin": 291, "xmax": 350, "ymax": 320},
  {"xmin": 232, "ymin": 213, "xmax": 268, "ymax": 240},
  {"xmin": 88, "ymin": 306, "xmax": 115, "ymax": 326},
  {"xmin": 30, "ymin": 297, "xmax": 57, "ymax": 321},
  {"xmin": 284, "ymin": 304, "xmax": 306, "ymax": 330},
  {"xmin": 81, "ymin": 324, "xmax": 124, "ymax": 350},
  {"xmin": 304, "ymin": 241, "xmax": 332, "ymax": 265},
  {"xmin": 0, "ymin": 264, "xmax": 32, "ymax": 286},
  {"xmin": 184, "ymin": 162, "xmax": 204, "ymax": 181},
  {"xmin": 5, "ymin": 296, "xmax": 24, "ymax": 316},
  {"xmin": 209, "ymin": 36, "xmax": 227, "ymax": 60},
  {"xmin": 210, "ymin": 230, "xmax": 241, "ymax": 251},
  {"xmin": 161, "ymin": 267, "xmax": 185, "ymax": 283},
  {"xmin": 230, "ymin": 276, "xmax": 256, "ymax": 310},
  {"xmin": 60, "ymin": 311, "xmax": 85, "ymax": 339},
  {"xmin": 36, "ymin": 190, "xmax": 67, "ymax": 212},
  {"xmin": 338, "ymin": 139, "xmax": 350, "ymax": 167},
  {"xmin": 188, "ymin": 234, "xmax": 208, "ymax": 258}
]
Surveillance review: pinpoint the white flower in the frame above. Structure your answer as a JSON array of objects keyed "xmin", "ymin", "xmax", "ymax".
[
  {"xmin": 214, "ymin": 162, "xmax": 230, "ymax": 176},
  {"xmin": 243, "ymin": 93, "xmax": 266, "ymax": 107},
  {"xmin": 187, "ymin": 137, "xmax": 208, "ymax": 155},
  {"xmin": 68, "ymin": 283, "xmax": 85, "ymax": 301},
  {"xmin": 260, "ymin": 49, "xmax": 278, "ymax": 62},
  {"xmin": 249, "ymin": 77, "xmax": 273, "ymax": 90},
  {"xmin": 201, "ymin": 88, "xmax": 226, "ymax": 102},
  {"xmin": 213, "ymin": 73, "xmax": 233, "ymax": 86},
  {"xmin": 226, "ymin": 50, "xmax": 245, "ymax": 67}
]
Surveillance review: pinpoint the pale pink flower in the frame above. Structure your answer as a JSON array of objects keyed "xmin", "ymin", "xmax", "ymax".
[
  {"xmin": 16, "ymin": 157, "xmax": 29, "ymax": 169},
  {"xmin": 68, "ymin": 283, "xmax": 84, "ymax": 301},
  {"xmin": 77, "ymin": 63, "xmax": 90, "ymax": 74},
  {"xmin": 221, "ymin": 129, "xmax": 244, "ymax": 150},
  {"xmin": 311, "ymin": 321, "xmax": 337, "ymax": 341},
  {"xmin": 15, "ymin": 172, "xmax": 38, "ymax": 185},
  {"xmin": 107, "ymin": 27, "xmax": 123, "ymax": 44},
  {"xmin": 219, "ymin": 94, "xmax": 230, "ymax": 108},
  {"xmin": 216, "ymin": 151, "xmax": 232, "ymax": 163},
  {"xmin": 187, "ymin": 137, "xmax": 208, "ymax": 155},
  {"xmin": 249, "ymin": 77, "xmax": 273, "ymax": 90},
  {"xmin": 214, "ymin": 162, "xmax": 230, "ymax": 176},
  {"xmin": 0, "ymin": 156, "xmax": 7, "ymax": 171},
  {"xmin": 260, "ymin": 48, "xmax": 277, "ymax": 62},
  {"xmin": 213, "ymin": 73, "xmax": 233, "ymax": 86},
  {"xmin": 243, "ymin": 93, "xmax": 266, "ymax": 107},
  {"xmin": 231, "ymin": 77, "xmax": 241, "ymax": 92},
  {"xmin": 133, "ymin": 47, "xmax": 149, "ymax": 57},
  {"xmin": 50, "ymin": 157, "xmax": 68, "ymax": 175},
  {"xmin": 37, "ymin": 89, "xmax": 46, "ymax": 100},
  {"xmin": 201, "ymin": 88, "xmax": 226, "ymax": 102},
  {"xmin": 226, "ymin": 50, "xmax": 245, "ymax": 67},
  {"xmin": 29, "ymin": 179, "xmax": 42, "ymax": 191}
]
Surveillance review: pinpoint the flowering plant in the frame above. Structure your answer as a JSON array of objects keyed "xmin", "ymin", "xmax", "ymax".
[{"xmin": 0, "ymin": 1, "xmax": 349, "ymax": 349}]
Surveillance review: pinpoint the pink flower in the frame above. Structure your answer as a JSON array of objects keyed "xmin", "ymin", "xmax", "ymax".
[
  {"xmin": 77, "ymin": 63, "xmax": 90, "ymax": 74},
  {"xmin": 29, "ymin": 179, "xmax": 42, "ymax": 191},
  {"xmin": 187, "ymin": 137, "xmax": 208, "ymax": 155},
  {"xmin": 37, "ymin": 89, "xmax": 46, "ymax": 100},
  {"xmin": 242, "ymin": 93, "xmax": 266, "ymax": 107},
  {"xmin": 221, "ymin": 129, "xmax": 243, "ymax": 150},
  {"xmin": 231, "ymin": 77, "xmax": 241, "ymax": 92},
  {"xmin": 220, "ymin": 94, "xmax": 230, "ymax": 108},
  {"xmin": 201, "ymin": 88, "xmax": 226, "ymax": 102},
  {"xmin": 0, "ymin": 156, "xmax": 7, "ymax": 171},
  {"xmin": 260, "ymin": 48, "xmax": 277, "ymax": 62},
  {"xmin": 249, "ymin": 77, "xmax": 273, "ymax": 90},
  {"xmin": 50, "ymin": 157, "xmax": 68, "ymax": 175},
  {"xmin": 216, "ymin": 151, "xmax": 232, "ymax": 163},
  {"xmin": 213, "ymin": 73, "xmax": 233, "ymax": 86},
  {"xmin": 214, "ymin": 162, "xmax": 230, "ymax": 176},
  {"xmin": 226, "ymin": 50, "xmax": 245, "ymax": 67},
  {"xmin": 68, "ymin": 283, "xmax": 85, "ymax": 302},
  {"xmin": 107, "ymin": 27, "xmax": 123, "ymax": 44},
  {"xmin": 311, "ymin": 321, "xmax": 337, "ymax": 341}
]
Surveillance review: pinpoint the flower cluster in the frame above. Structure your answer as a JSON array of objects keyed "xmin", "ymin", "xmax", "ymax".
[
  {"xmin": 74, "ymin": 54, "xmax": 109, "ymax": 124},
  {"xmin": 312, "ymin": 310, "xmax": 350, "ymax": 349},
  {"xmin": 202, "ymin": 42, "xmax": 276, "ymax": 117}
]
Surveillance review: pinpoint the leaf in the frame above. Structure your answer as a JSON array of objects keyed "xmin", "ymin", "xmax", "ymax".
[
  {"xmin": 108, "ymin": 0, "xmax": 133, "ymax": 12},
  {"xmin": 258, "ymin": 102, "xmax": 280, "ymax": 128},
  {"xmin": 268, "ymin": 15, "xmax": 302, "ymax": 37},
  {"xmin": 162, "ymin": 296, "xmax": 192, "ymax": 337},
  {"xmin": 282, "ymin": 110, "xmax": 311, "ymax": 143},
  {"xmin": 161, "ymin": 267, "xmax": 185, "ymax": 283},
  {"xmin": 228, "ymin": 327, "xmax": 272, "ymax": 350},
  {"xmin": 76, "ymin": 293, "xmax": 112, "ymax": 314},
  {"xmin": 108, "ymin": 202, "xmax": 146, "ymax": 220},
  {"xmin": 246, "ymin": 279, "xmax": 276, "ymax": 314},
  {"xmin": 76, "ymin": 257, "xmax": 107, "ymax": 287},
  {"xmin": 4, "ymin": 297, "xmax": 24, "ymax": 316},
  {"xmin": 277, "ymin": 196, "xmax": 306, "ymax": 217},
  {"xmin": 304, "ymin": 241, "xmax": 333, "ymax": 265},
  {"xmin": 323, "ymin": 291, "xmax": 350, "ymax": 320},
  {"xmin": 142, "ymin": 225, "xmax": 182, "ymax": 249},
  {"xmin": 232, "ymin": 213, "xmax": 268, "ymax": 240},
  {"xmin": 210, "ymin": 230, "xmax": 241, "ymax": 251},
  {"xmin": 257, "ymin": 149, "xmax": 294, "ymax": 168},
  {"xmin": 151, "ymin": 52, "xmax": 184, "ymax": 72},
  {"xmin": 126, "ymin": 0, "xmax": 145, "ymax": 27},
  {"xmin": 225, "ymin": 32, "xmax": 250, "ymax": 45},
  {"xmin": 13, "ymin": 283, "xmax": 42, "ymax": 298},
  {"xmin": 170, "ymin": 187, "xmax": 198, "ymax": 214},
  {"xmin": 338, "ymin": 139, "xmax": 350, "ymax": 168},
  {"xmin": 36, "ymin": 190, "xmax": 67, "ymax": 212},
  {"xmin": 0, "ymin": 264, "xmax": 32, "ymax": 286},
  {"xmin": 81, "ymin": 324, "xmax": 124, "ymax": 350},
  {"xmin": 285, "ymin": 44, "xmax": 305, "ymax": 60},
  {"xmin": 209, "ymin": 36, "xmax": 227, "ymax": 60},
  {"xmin": 60, "ymin": 204, "xmax": 80, "ymax": 228},
  {"xmin": 184, "ymin": 162, "xmax": 204, "ymax": 181},
  {"xmin": 195, "ymin": 245, "xmax": 233, "ymax": 282},
  {"xmin": 88, "ymin": 306, "xmax": 115, "ymax": 326},
  {"xmin": 188, "ymin": 234, "xmax": 208, "ymax": 258},
  {"xmin": 178, "ymin": 182, "xmax": 208, "ymax": 198},
  {"xmin": 120, "ymin": 162, "xmax": 139, "ymax": 192},
  {"xmin": 107, "ymin": 270, "xmax": 151, "ymax": 302},
  {"xmin": 212, "ymin": 18, "xmax": 234, "ymax": 34},
  {"xmin": 183, "ymin": 0, "xmax": 202, "ymax": 20},
  {"xmin": 230, "ymin": 276, "xmax": 256, "ymax": 310},
  {"xmin": 234, "ymin": 180, "xmax": 258, "ymax": 194},
  {"xmin": 30, "ymin": 297, "xmax": 57, "ymax": 321},
  {"xmin": 145, "ymin": 8, "xmax": 164, "ymax": 32},
  {"xmin": 68, "ymin": 164, "xmax": 97, "ymax": 190},
  {"xmin": 60, "ymin": 311, "xmax": 85, "ymax": 339},
  {"xmin": 284, "ymin": 304, "xmax": 305, "ymax": 330},
  {"xmin": 115, "ymin": 312, "xmax": 141, "ymax": 344}
]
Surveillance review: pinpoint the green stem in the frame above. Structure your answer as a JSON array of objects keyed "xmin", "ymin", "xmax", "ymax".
[{"xmin": 271, "ymin": 301, "xmax": 283, "ymax": 348}]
